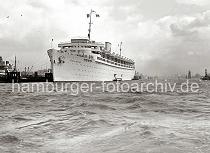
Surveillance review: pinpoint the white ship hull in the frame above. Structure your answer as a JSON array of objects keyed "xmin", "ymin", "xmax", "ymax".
[{"xmin": 48, "ymin": 49, "xmax": 135, "ymax": 82}]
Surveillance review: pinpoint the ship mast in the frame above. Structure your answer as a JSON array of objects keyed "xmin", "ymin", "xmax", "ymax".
[
  {"xmin": 14, "ymin": 56, "xmax": 17, "ymax": 71},
  {"xmin": 87, "ymin": 9, "xmax": 100, "ymax": 41},
  {"xmin": 119, "ymin": 42, "xmax": 122, "ymax": 56}
]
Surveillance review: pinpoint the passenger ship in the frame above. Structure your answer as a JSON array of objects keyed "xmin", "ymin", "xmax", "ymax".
[{"xmin": 47, "ymin": 10, "xmax": 135, "ymax": 81}]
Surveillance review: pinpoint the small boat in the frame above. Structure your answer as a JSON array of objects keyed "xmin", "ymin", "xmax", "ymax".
[{"xmin": 201, "ymin": 69, "xmax": 210, "ymax": 80}]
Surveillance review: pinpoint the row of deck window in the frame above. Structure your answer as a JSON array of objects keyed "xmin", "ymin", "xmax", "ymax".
[
  {"xmin": 62, "ymin": 46, "xmax": 103, "ymax": 50},
  {"xmin": 97, "ymin": 57, "xmax": 134, "ymax": 68},
  {"xmin": 58, "ymin": 49, "xmax": 134, "ymax": 67}
]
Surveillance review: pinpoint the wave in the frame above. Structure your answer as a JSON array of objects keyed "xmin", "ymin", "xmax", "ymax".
[
  {"xmin": 75, "ymin": 102, "xmax": 116, "ymax": 110},
  {"xmin": 126, "ymin": 102, "xmax": 143, "ymax": 110},
  {"xmin": 83, "ymin": 119, "xmax": 114, "ymax": 127},
  {"xmin": 0, "ymin": 135, "xmax": 20, "ymax": 144}
]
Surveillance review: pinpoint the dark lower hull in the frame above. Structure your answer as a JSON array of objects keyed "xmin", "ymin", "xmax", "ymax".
[
  {"xmin": 0, "ymin": 75, "xmax": 7, "ymax": 83},
  {"xmin": 0, "ymin": 72, "xmax": 53, "ymax": 83}
]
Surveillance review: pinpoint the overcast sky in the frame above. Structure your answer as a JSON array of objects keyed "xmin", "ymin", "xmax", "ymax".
[{"xmin": 1, "ymin": 0, "xmax": 210, "ymax": 76}]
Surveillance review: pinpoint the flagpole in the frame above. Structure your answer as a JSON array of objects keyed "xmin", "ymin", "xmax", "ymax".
[
  {"xmin": 119, "ymin": 42, "xmax": 122, "ymax": 56},
  {"xmin": 87, "ymin": 9, "xmax": 100, "ymax": 41}
]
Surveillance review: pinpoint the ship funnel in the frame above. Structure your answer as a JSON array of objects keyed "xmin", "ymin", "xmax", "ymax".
[{"xmin": 105, "ymin": 42, "xmax": 111, "ymax": 52}]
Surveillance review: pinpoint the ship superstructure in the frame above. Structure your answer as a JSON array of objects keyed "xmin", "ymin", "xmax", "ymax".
[
  {"xmin": 47, "ymin": 10, "xmax": 135, "ymax": 81},
  {"xmin": 0, "ymin": 56, "xmax": 12, "ymax": 76}
]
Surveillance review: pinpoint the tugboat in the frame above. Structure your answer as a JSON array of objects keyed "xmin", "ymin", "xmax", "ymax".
[
  {"xmin": 201, "ymin": 69, "xmax": 210, "ymax": 80},
  {"xmin": 132, "ymin": 71, "xmax": 141, "ymax": 80}
]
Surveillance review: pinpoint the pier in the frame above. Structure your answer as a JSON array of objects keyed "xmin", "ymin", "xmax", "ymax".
[{"xmin": 0, "ymin": 71, "xmax": 53, "ymax": 83}]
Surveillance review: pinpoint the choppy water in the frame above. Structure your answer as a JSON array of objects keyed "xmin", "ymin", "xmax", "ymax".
[{"xmin": 0, "ymin": 80, "xmax": 210, "ymax": 153}]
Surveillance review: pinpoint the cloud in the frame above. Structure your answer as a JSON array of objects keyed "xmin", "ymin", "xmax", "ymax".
[
  {"xmin": 176, "ymin": 0, "xmax": 210, "ymax": 6},
  {"xmin": 137, "ymin": 11, "xmax": 210, "ymax": 76}
]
